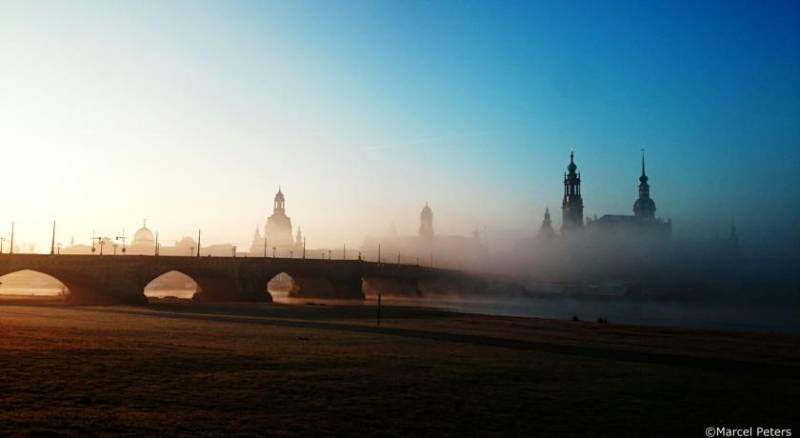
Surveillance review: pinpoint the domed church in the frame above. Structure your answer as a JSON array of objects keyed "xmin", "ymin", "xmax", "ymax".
[
  {"xmin": 129, "ymin": 219, "xmax": 156, "ymax": 255},
  {"xmin": 249, "ymin": 187, "xmax": 304, "ymax": 257}
]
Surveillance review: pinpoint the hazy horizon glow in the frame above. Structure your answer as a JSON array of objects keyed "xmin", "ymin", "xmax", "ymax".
[{"xmin": 1, "ymin": 1, "xmax": 798, "ymax": 253}]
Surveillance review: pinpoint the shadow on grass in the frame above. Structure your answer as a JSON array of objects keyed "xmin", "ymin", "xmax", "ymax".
[{"xmin": 55, "ymin": 302, "xmax": 800, "ymax": 381}]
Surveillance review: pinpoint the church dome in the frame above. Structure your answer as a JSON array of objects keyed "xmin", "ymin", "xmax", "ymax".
[
  {"xmin": 566, "ymin": 151, "xmax": 577, "ymax": 173},
  {"xmin": 133, "ymin": 224, "xmax": 154, "ymax": 243}
]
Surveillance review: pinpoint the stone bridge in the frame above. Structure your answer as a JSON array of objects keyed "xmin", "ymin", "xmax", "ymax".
[{"xmin": 0, "ymin": 254, "xmax": 478, "ymax": 305}]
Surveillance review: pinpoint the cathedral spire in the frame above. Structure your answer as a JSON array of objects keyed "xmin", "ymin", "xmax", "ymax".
[
  {"xmin": 639, "ymin": 148, "xmax": 649, "ymax": 184},
  {"xmin": 538, "ymin": 207, "xmax": 556, "ymax": 239},
  {"xmin": 633, "ymin": 149, "xmax": 656, "ymax": 219},
  {"xmin": 641, "ymin": 148, "xmax": 646, "ymax": 178},
  {"xmin": 562, "ymin": 149, "xmax": 584, "ymax": 233}
]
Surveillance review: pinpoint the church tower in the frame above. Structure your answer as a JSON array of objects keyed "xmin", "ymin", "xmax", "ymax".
[
  {"xmin": 266, "ymin": 186, "xmax": 294, "ymax": 248},
  {"xmin": 561, "ymin": 151, "xmax": 584, "ymax": 233},
  {"xmin": 274, "ymin": 186, "xmax": 285, "ymax": 212},
  {"xmin": 419, "ymin": 203, "xmax": 434, "ymax": 239},
  {"xmin": 633, "ymin": 150, "xmax": 656, "ymax": 219},
  {"xmin": 538, "ymin": 207, "xmax": 556, "ymax": 239}
]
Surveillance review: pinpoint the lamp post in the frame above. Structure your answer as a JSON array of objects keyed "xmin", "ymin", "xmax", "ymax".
[
  {"xmin": 272, "ymin": 246, "xmax": 276, "ymax": 258},
  {"xmin": 57, "ymin": 242, "xmax": 62, "ymax": 255},
  {"xmin": 115, "ymin": 230, "xmax": 127, "ymax": 254},
  {"xmin": 98, "ymin": 238, "xmax": 108, "ymax": 256},
  {"xmin": 0, "ymin": 237, "xmax": 5, "ymax": 254},
  {"xmin": 50, "ymin": 221, "xmax": 56, "ymax": 255},
  {"xmin": 91, "ymin": 234, "xmax": 103, "ymax": 255}
]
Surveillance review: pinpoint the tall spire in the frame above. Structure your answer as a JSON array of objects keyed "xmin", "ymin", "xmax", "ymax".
[
  {"xmin": 639, "ymin": 148, "xmax": 648, "ymax": 183},
  {"xmin": 641, "ymin": 148, "xmax": 646, "ymax": 176},
  {"xmin": 633, "ymin": 149, "xmax": 656, "ymax": 219},
  {"xmin": 562, "ymin": 149, "xmax": 584, "ymax": 232},
  {"xmin": 538, "ymin": 206, "xmax": 556, "ymax": 239}
]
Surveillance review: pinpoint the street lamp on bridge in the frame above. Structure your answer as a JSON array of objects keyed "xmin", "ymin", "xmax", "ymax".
[{"xmin": 115, "ymin": 230, "xmax": 127, "ymax": 254}]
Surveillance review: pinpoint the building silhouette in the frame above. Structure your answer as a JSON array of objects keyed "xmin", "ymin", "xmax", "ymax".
[
  {"xmin": 361, "ymin": 203, "xmax": 487, "ymax": 269},
  {"xmin": 586, "ymin": 151, "xmax": 671, "ymax": 239},
  {"xmin": 249, "ymin": 187, "xmax": 303, "ymax": 256},
  {"xmin": 419, "ymin": 203, "xmax": 434, "ymax": 239},
  {"xmin": 537, "ymin": 208, "xmax": 556, "ymax": 239},
  {"xmin": 129, "ymin": 220, "xmax": 155, "ymax": 255},
  {"xmin": 561, "ymin": 151, "xmax": 584, "ymax": 233}
]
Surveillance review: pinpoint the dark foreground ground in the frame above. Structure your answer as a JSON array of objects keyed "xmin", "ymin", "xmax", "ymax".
[{"xmin": 0, "ymin": 297, "xmax": 798, "ymax": 437}]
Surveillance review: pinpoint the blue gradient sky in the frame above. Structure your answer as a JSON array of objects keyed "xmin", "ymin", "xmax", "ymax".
[{"xmin": 0, "ymin": 0, "xmax": 798, "ymax": 251}]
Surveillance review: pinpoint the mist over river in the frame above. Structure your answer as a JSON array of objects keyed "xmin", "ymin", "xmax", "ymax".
[{"xmin": 278, "ymin": 294, "xmax": 799, "ymax": 335}]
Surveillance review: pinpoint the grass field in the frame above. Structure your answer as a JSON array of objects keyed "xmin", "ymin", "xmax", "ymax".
[{"xmin": 0, "ymin": 298, "xmax": 798, "ymax": 436}]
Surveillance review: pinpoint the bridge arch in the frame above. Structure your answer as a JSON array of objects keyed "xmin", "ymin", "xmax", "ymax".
[
  {"xmin": 266, "ymin": 272, "xmax": 299, "ymax": 300},
  {"xmin": 0, "ymin": 269, "xmax": 71, "ymax": 300},
  {"xmin": 144, "ymin": 270, "xmax": 198, "ymax": 300}
]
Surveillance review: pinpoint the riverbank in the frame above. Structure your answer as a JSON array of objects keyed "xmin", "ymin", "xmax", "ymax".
[{"xmin": 0, "ymin": 301, "xmax": 797, "ymax": 436}]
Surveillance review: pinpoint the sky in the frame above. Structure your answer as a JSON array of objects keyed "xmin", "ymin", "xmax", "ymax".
[{"xmin": 0, "ymin": 0, "xmax": 798, "ymax": 252}]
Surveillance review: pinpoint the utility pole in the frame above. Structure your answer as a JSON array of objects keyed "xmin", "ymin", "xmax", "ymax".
[
  {"xmin": 272, "ymin": 246, "xmax": 276, "ymax": 258},
  {"xmin": 9, "ymin": 222, "xmax": 14, "ymax": 255},
  {"xmin": 343, "ymin": 244, "xmax": 346, "ymax": 260},
  {"xmin": 303, "ymin": 237, "xmax": 306, "ymax": 259},
  {"xmin": 50, "ymin": 221, "xmax": 56, "ymax": 255},
  {"xmin": 263, "ymin": 235, "xmax": 268, "ymax": 258},
  {"xmin": 377, "ymin": 243, "xmax": 381, "ymax": 266},
  {"xmin": 196, "ymin": 229, "xmax": 201, "ymax": 257},
  {"xmin": 0, "ymin": 237, "xmax": 5, "ymax": 254},
  {"xmin": 155, "ymin": 231, "xmax": 159, "ymax": 256},
  {"xmin": 90, "ymin": 229, "xmax": 96, "ymax": 254}
]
